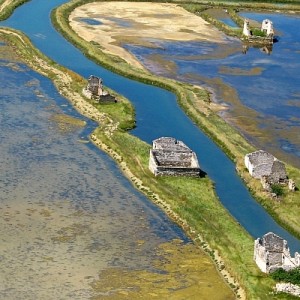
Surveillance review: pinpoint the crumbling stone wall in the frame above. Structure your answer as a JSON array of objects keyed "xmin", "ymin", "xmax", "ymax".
[
  {"xmin": 82, "ymin": 75, "xmax": 117, "ymax": 103},
  {"xmin": 269, "ymin": 160, "xmax": 287, "ymax": 183},
  {"xmin": 254, "ymin": 232, "xmax": 300, "ymax": 273},
  {"xmin": 149, "ymin": 137, "xmax": 200, "ymax": 177},
  {"xmin": 245, "ymin": 150, "xmax": 287, "ymax": 182}
]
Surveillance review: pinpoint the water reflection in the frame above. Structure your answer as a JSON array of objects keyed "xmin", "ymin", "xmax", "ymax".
[
  {"xmin": 242, "ymin": 43, "xmax": 273, "ymax": 55},
  {"xmin": 76, "ymin": 17, "xmax": 102, "ymax": 26}
]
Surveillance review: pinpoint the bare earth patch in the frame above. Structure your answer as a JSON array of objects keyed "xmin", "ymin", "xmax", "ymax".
[{"xmin": 69, "ymin": 2, "xmax": 225, "ymax": 69}]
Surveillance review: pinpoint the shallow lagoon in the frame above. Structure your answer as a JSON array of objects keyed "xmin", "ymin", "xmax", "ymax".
[{"xmin": 0, "ymin": 48, "xmax": 234, "ymax": 298}]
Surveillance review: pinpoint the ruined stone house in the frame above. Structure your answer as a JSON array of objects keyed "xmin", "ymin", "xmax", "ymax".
[
  {"xmin": 243, "ymin": 19, "xmax": 251, "ymax": 37},
  {"xmin": 244, "ymin": 150, "xmax": 287, "ymax": 184},
  {"xmin": 261, "ymin": 19, "xmax": 274, "ymax": 37},
  {"xmin": 149, "ymin": 137, "xmax": 200, "ymax": 176},
  {"xmin": 83, "ymin": 75, "xmax": 104, "ymax": 98},
  {"xmin": 254, "ymin": 232, "xmax": 300, "ymax": 273},
  {"xmin": 242, "ymin": 19, "xmax": 274, "ymax": 44},
  {"xmin": 82, "ymin": 75, "xmax": 116, "ymax": 103}
]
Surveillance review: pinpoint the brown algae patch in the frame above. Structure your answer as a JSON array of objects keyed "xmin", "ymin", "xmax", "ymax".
[
  {"xmin": 51, "ymin": 223, "xmax": 90, "ymax": 243},
  {"xmin": 0, "ymin": 199, "xmax": 235, "ymax": 299},
  {"xmin": 90, "ymin": 240, "xmax": 235, "ymax": 300},
  {"xmin": 0, "ymin": 40, "xmax": 21, "ymax": 62},
  {"xmin": 146, "ymin": 54, "xmax": 178, "ymax": 75},
  {"xmin": 183, "ymin": 72, "xmax": 300, "ymax": 167},
  {"xmin": 49, "ymin": 113, "xmax": 86, "ymax": 134},
  {"xmin": 173, "ymin": 43, "xmax": 242, "ymax": 62},
  {"xmin": 219, "ymin": 66, "xmax": 264, "ymax": 76}
]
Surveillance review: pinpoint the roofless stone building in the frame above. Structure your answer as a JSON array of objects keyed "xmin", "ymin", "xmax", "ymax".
[
  {"xmin": 82, "ymin": 75, "xmax": 117, "ymax": 103},
  {"xmin": 244, "ymin": 150, "xmax": 287, "ymax": 184},
  {"xmin": 254, "ymin": 232, "xmax": 300, "ymax": 273},
  {"xmin": 149, "ymin": 137, "xmax": 200, "ymax": 177}
]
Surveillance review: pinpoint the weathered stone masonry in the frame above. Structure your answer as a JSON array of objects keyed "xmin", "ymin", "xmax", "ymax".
[
  {"xmin": 149, "ymin": 137, "xmax": 200, "ymax": 177},
  {"xmin": 244, "ymin": 150, "xmax": 287, "ymax": 183},
  {"xmin": 82, "ymin": 75, "xmax": 117, "ymax": 103},
  {"xmin": 254, "ymin": 232, "xmax": 300, "ymax": 273}
]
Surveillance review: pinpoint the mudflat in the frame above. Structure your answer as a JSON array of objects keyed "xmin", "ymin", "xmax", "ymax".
[{"xmin": 69, "ymin": 2, "xmax": 225, "ymax": 69}]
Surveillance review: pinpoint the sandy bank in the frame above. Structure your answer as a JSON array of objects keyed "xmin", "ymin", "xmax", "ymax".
[{"xmin": 69, "ymin": 2, "xmax": 225, "ymax": 69}]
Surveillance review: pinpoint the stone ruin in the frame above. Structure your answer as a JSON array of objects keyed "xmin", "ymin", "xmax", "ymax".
[
  {"xmin": 82, "ymin": 75, "xmax": 117, "ymax": 103},
  {"xmin": 245, "ymin": 150, "xmax": 287, "ymax": 184},
  {"xmin": 261, "ymin": 19, "xmax": 274, "ymax": 37},
  {"xmin": 276, "ymin": 283, "xmax": 300, "ymax": 297},
  {"xmin": 149, "ymin": 137, "xmax": 200, "ymax": 177},
  {"xmin": 254, "ymin": 232, "xmax": 300, "ymax": 273},
  {"xmin": 245, "ymin": 150, "xmax": 298, "ymax": 194},
  {"xmin": 242, "ymin": 18, "xmax": 274, "ymax": 44}
]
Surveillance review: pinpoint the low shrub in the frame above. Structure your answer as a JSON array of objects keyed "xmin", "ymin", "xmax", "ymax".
[
  {"xmin": 271, "ymin": 184, "xmax": 285, "ymax": 196},
  {"xmin": 271, "ymin": 267, "xmax": 300, "ymax": 285}
]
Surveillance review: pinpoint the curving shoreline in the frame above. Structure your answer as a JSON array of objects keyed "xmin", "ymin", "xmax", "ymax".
[
  {"xmin": 69, "ymin": 1, "xmax": 226, "ymax": 69},
  {"xmin": 0, "ymin": 0, "xmax": 30, "ymax": 20}
]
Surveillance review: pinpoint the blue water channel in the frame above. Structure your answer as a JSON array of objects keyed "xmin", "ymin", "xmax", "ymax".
[{"xmin": 2, "ymin": 1, "xmax": 300, "ymax": 252}]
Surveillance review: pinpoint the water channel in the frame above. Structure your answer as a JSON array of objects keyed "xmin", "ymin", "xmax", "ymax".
[{"xmin": 1, "ymin": 0, "xmax": 300, "ymax": 261}]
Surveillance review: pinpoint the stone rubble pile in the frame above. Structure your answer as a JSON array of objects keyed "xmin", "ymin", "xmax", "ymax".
[{"xmin": 276, "ymin": 283, "xmax": 300, "ymax": 297}]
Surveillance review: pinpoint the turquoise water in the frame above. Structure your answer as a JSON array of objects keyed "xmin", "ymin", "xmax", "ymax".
[{"xmin": 1, "ymin": 1, "xmax": 300, "ymax": 254}]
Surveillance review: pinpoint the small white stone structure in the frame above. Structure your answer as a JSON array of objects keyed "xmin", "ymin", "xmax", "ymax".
[
  {"xmin": 276, "ymin": 283, "xmax": 300, "ymax": 297},
  {"xmin": 149, "ymin": 137, "xmax": 200, "ymax": 177},
  {"xmin": 244, "ymin": 150, "xmax": 287, "ymax": 183},
  {"xmin": 243, "ymin": 19, "xmax": 251, "ymax": 37},
  {"xmin": 254, "ymin": 232, "xmax": 300, "ymax": 273},
  {"xmin": 243, "ymin": 19, "xmax": 274, "ymax": 39},
  {"xmin": 261, "ymin": 19, "xmax": 274, "ymax": 37}
]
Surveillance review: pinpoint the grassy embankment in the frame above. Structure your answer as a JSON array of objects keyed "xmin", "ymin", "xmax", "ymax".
[
  {"xmin": 1, "ymin": 0, "xmax": 300, "ymax": 298},
  {"xmin": 0, "ymin": 0, "xmax": 30, "ymax": 21},
  {"xmin": 182, "ymin": 2, "xmax": 300, "ymax": 40}
]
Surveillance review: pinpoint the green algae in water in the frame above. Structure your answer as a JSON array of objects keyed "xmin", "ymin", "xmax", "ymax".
[
  {"xmin": 90, "ymin": 240, "xmax": 235, "ymax": 300},
  {"xmin": 49, "ymin": 113, "xmax": 86, "ymax": 134}
]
